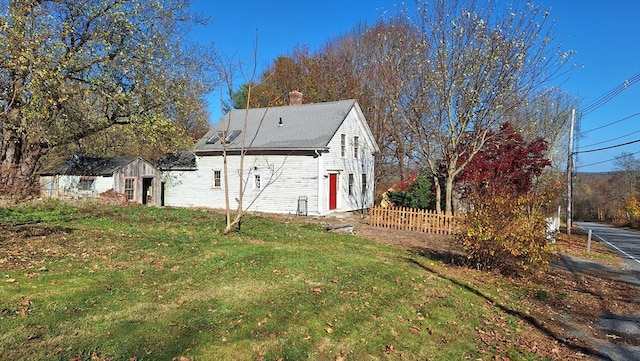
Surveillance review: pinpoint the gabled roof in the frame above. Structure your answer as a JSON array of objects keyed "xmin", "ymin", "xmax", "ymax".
[
  {"xmin": 195, "ymin": 99, "xmax": 360, "ymax": 153},
  {"xmin": 40, "ymin": 155, "xmax": 140, "ymax": 176}
]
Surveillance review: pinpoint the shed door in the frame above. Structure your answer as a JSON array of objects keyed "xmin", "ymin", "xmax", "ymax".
[
  {"xmin": 329, "ymin": 174, "xmax": 337, "ymax": 210},
  {"xmin": 142, "ymin": 177, "xmax": 153, "ymax": 205}
]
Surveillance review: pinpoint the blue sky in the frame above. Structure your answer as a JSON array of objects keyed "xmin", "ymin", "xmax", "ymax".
[{"xmin": 189, "ymin": 0, "xmax": 640, "ymax": 172}]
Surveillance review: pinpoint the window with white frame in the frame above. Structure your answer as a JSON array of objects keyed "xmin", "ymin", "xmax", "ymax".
[
  {"xmin": 353, "ymin": 136, "xmax": 359, "ymax": 159},
  {"xmin": 124, "ymin": 177, "xmax": 135, "ymax": 201},
  {"xmin": 213, "ymin": 170, "xmax": 221, "ymax": 188},
  {"xmin": 348, "ymin": 173, "xmax": 354, "ymax": 196},
  {"xmin": 340, "ymin": 134, "xmax": 346, "ymax": 157}
]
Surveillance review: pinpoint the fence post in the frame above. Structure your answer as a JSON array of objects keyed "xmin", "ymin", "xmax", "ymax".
[{"xmin": 587, "ymin": 229, "xmax": 592, "ymax": 253}]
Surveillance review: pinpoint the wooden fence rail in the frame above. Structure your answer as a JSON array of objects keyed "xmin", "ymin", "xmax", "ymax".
[{"xmin": 369, "ymin": 206, "xmax": 459, "ymax": 235}]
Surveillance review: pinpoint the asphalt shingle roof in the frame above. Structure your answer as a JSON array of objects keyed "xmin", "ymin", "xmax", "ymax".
[
  {"xmin": 42, "ymin": 156, "xmax": 138, "ymax": 176},
  {"xmin": 195, "ymin": 99, "xmax": 358, "ymax": 152},
  {"xmin": 156, "ymin": 151, "xmax": 197, "ymax": 171}
]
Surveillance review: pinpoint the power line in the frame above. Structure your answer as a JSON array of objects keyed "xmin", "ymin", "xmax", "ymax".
[
  {"xmin": 577, "ymin": 149, "xmax": 640, "ymax": 170},
  {"xmin": 574, "ymin": 138, "xmax": 640, "ymax": 154},
  {"xmin": 580, "ymin": 70, "xmax": 640, "ymax": 116},
  {"xmin": 579, "ymin": 129, "xmax": 640, "ymax": 149},
  {"xmin": 579, "ymin": 112, "xmax": 640, "ymax": 135}
]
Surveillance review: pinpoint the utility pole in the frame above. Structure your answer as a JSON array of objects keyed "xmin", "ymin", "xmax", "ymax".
[{"xmin": 567, "ymin": 108, "xmax": 575, "ymax": 235}]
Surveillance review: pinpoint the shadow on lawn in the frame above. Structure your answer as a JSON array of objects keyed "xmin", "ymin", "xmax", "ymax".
[{"xmin": 405, "ymin": 252, "xmax": 613, "ymax": 360}]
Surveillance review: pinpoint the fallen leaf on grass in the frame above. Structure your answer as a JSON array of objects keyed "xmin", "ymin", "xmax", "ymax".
[
  {"xmin": 325, "ymin": 327, "xmax": 334, "ymax": 334},
  {"xmin": 409, "ymin": 326, "xmax": 420, "ymax": 334},
  {"xmin": 384, "ymin": 344, "xmax": 395, "ymax": 354},
  {"xmin": 5, "ymin": 278, "xmax": 16, "ymax": 283}
]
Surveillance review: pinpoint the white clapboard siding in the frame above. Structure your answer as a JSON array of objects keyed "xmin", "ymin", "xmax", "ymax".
[
  {"xmin": 163, "ymin": 154, "xmax": 321, "ymax": 215},
  {"xmin": 163, "ymin": 100, "xmax": 378, "ymax": 215}
]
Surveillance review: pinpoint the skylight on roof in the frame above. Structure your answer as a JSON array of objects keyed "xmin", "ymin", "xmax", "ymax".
[
  {"xmin": 206, "ymin": 131, "xmax": 224, "ymax": 144},
  {"xmin": 224, "ymin": 130, "xmax": 241, "ymax": 143},
  {"xmin": 205, "ymin": 130, "xmax": 242, "ymax": 145}
]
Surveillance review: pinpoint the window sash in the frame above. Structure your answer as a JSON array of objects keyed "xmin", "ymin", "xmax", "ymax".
[
  {"xmin": 124, "ymin": 178, "xmax": 135, "ymax": 201},
  {"xmin": 362, "ymin": 173, "xmax": 367, "ymax": 193},
  {"xmin": 353, "ymin": 136, "xmax": 359, "ymax": 158},
  {"xmin": 213, "ymin": 170, "xmax": 221, "ymax": 188}
]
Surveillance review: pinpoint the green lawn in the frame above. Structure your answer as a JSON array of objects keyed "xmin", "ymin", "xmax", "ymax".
[{"xmin": 0, "ymin": 202, "xmax": 543, "ymax": 360}]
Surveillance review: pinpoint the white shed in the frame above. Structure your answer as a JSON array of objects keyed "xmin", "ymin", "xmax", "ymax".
[{"xmin": 40, "ymin": 156, "xmax": 162, "ymax": 206}]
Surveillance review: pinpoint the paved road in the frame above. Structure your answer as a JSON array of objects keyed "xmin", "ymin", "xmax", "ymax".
[
  {"xmin": 574, "ymin": 222, "xmax": 640, "ymax": 361},
  {"xmin": 576, "ymin": 222, "xmax": 640, "ymax": 273}
]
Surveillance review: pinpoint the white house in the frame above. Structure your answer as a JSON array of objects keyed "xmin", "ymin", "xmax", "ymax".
[
  {"xmin": 160, "ymin": 96, "xmax": 379, "ymax": 216},
  {"xmin": 40, "ymin": 156, "xmax": 162, "ymax": 206}
]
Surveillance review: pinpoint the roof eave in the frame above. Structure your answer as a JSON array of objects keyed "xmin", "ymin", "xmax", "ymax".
[{"xmin": 195, "ymin": 146, "xmax": 329, "ymax": 155}]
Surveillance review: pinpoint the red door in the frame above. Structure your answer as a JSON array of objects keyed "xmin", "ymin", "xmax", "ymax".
[{"xmin": 329, "ymin": 174, "xmax": 337, "ymax": 210}]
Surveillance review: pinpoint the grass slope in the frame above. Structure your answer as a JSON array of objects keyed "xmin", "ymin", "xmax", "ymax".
[{"xmin": 1, "ymin": 202, "xmax": 549, "ymax": 360}]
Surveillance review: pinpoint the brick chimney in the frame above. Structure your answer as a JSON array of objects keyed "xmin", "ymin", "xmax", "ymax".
[{"xmin": 289, "ymin": 90, "xmax": 303, "ymax": 105}]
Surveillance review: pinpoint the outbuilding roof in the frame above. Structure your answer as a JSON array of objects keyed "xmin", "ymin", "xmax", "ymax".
[
  {"xmin": 195, "ymin": 99, "xmax": 361, "ymax": 153},
  {"xmin": 156, "ymin": 150, "xmax": 197, "ymax": 171},
  {"xmin": 40, "ymin": 156, "xmax": 140, "ymax": 176}
]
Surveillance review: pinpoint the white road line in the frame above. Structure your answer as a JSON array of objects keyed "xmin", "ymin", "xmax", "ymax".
[{"xmin": 592, "ymin": 233, "xmax": 640, "ymax": 266}]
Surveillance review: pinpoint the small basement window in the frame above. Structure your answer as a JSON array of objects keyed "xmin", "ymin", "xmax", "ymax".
[{"xmin": 254, "ymin": 174, "xmax": 261, "ymax": 190}]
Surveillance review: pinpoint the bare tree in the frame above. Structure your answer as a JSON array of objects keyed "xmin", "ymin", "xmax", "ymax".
[
  {"xmin": 216, "ymin": 39, "xmax": 289, "ymax": 233},
  {"xmin": 614, "ymin": 152, "xmax": 640, "ymax": 196},
  {"xmin": 401, "ymin": 0, "xmax": 575, "ymax": 214},
  {"xmin": 517, "ymin": 88, "xmax": 578, "ymax": 169}
]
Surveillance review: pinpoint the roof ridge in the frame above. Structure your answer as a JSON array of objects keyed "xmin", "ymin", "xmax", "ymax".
[{"xmin": 227, "ymin": 98, "xmax": 357, "ymax": 114}]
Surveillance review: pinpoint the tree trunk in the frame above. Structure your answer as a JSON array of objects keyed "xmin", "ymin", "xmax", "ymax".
[
  {"xmin": 433, "ymin": 174, "xmax": 442, "ymax": 214},
  {"xmin": 444, "ymin": 174, "xmax": 454, "ymax": 215},
  {"xmin": 0, "ymin": 128, "xmax": 47, "ymax": 200}
]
